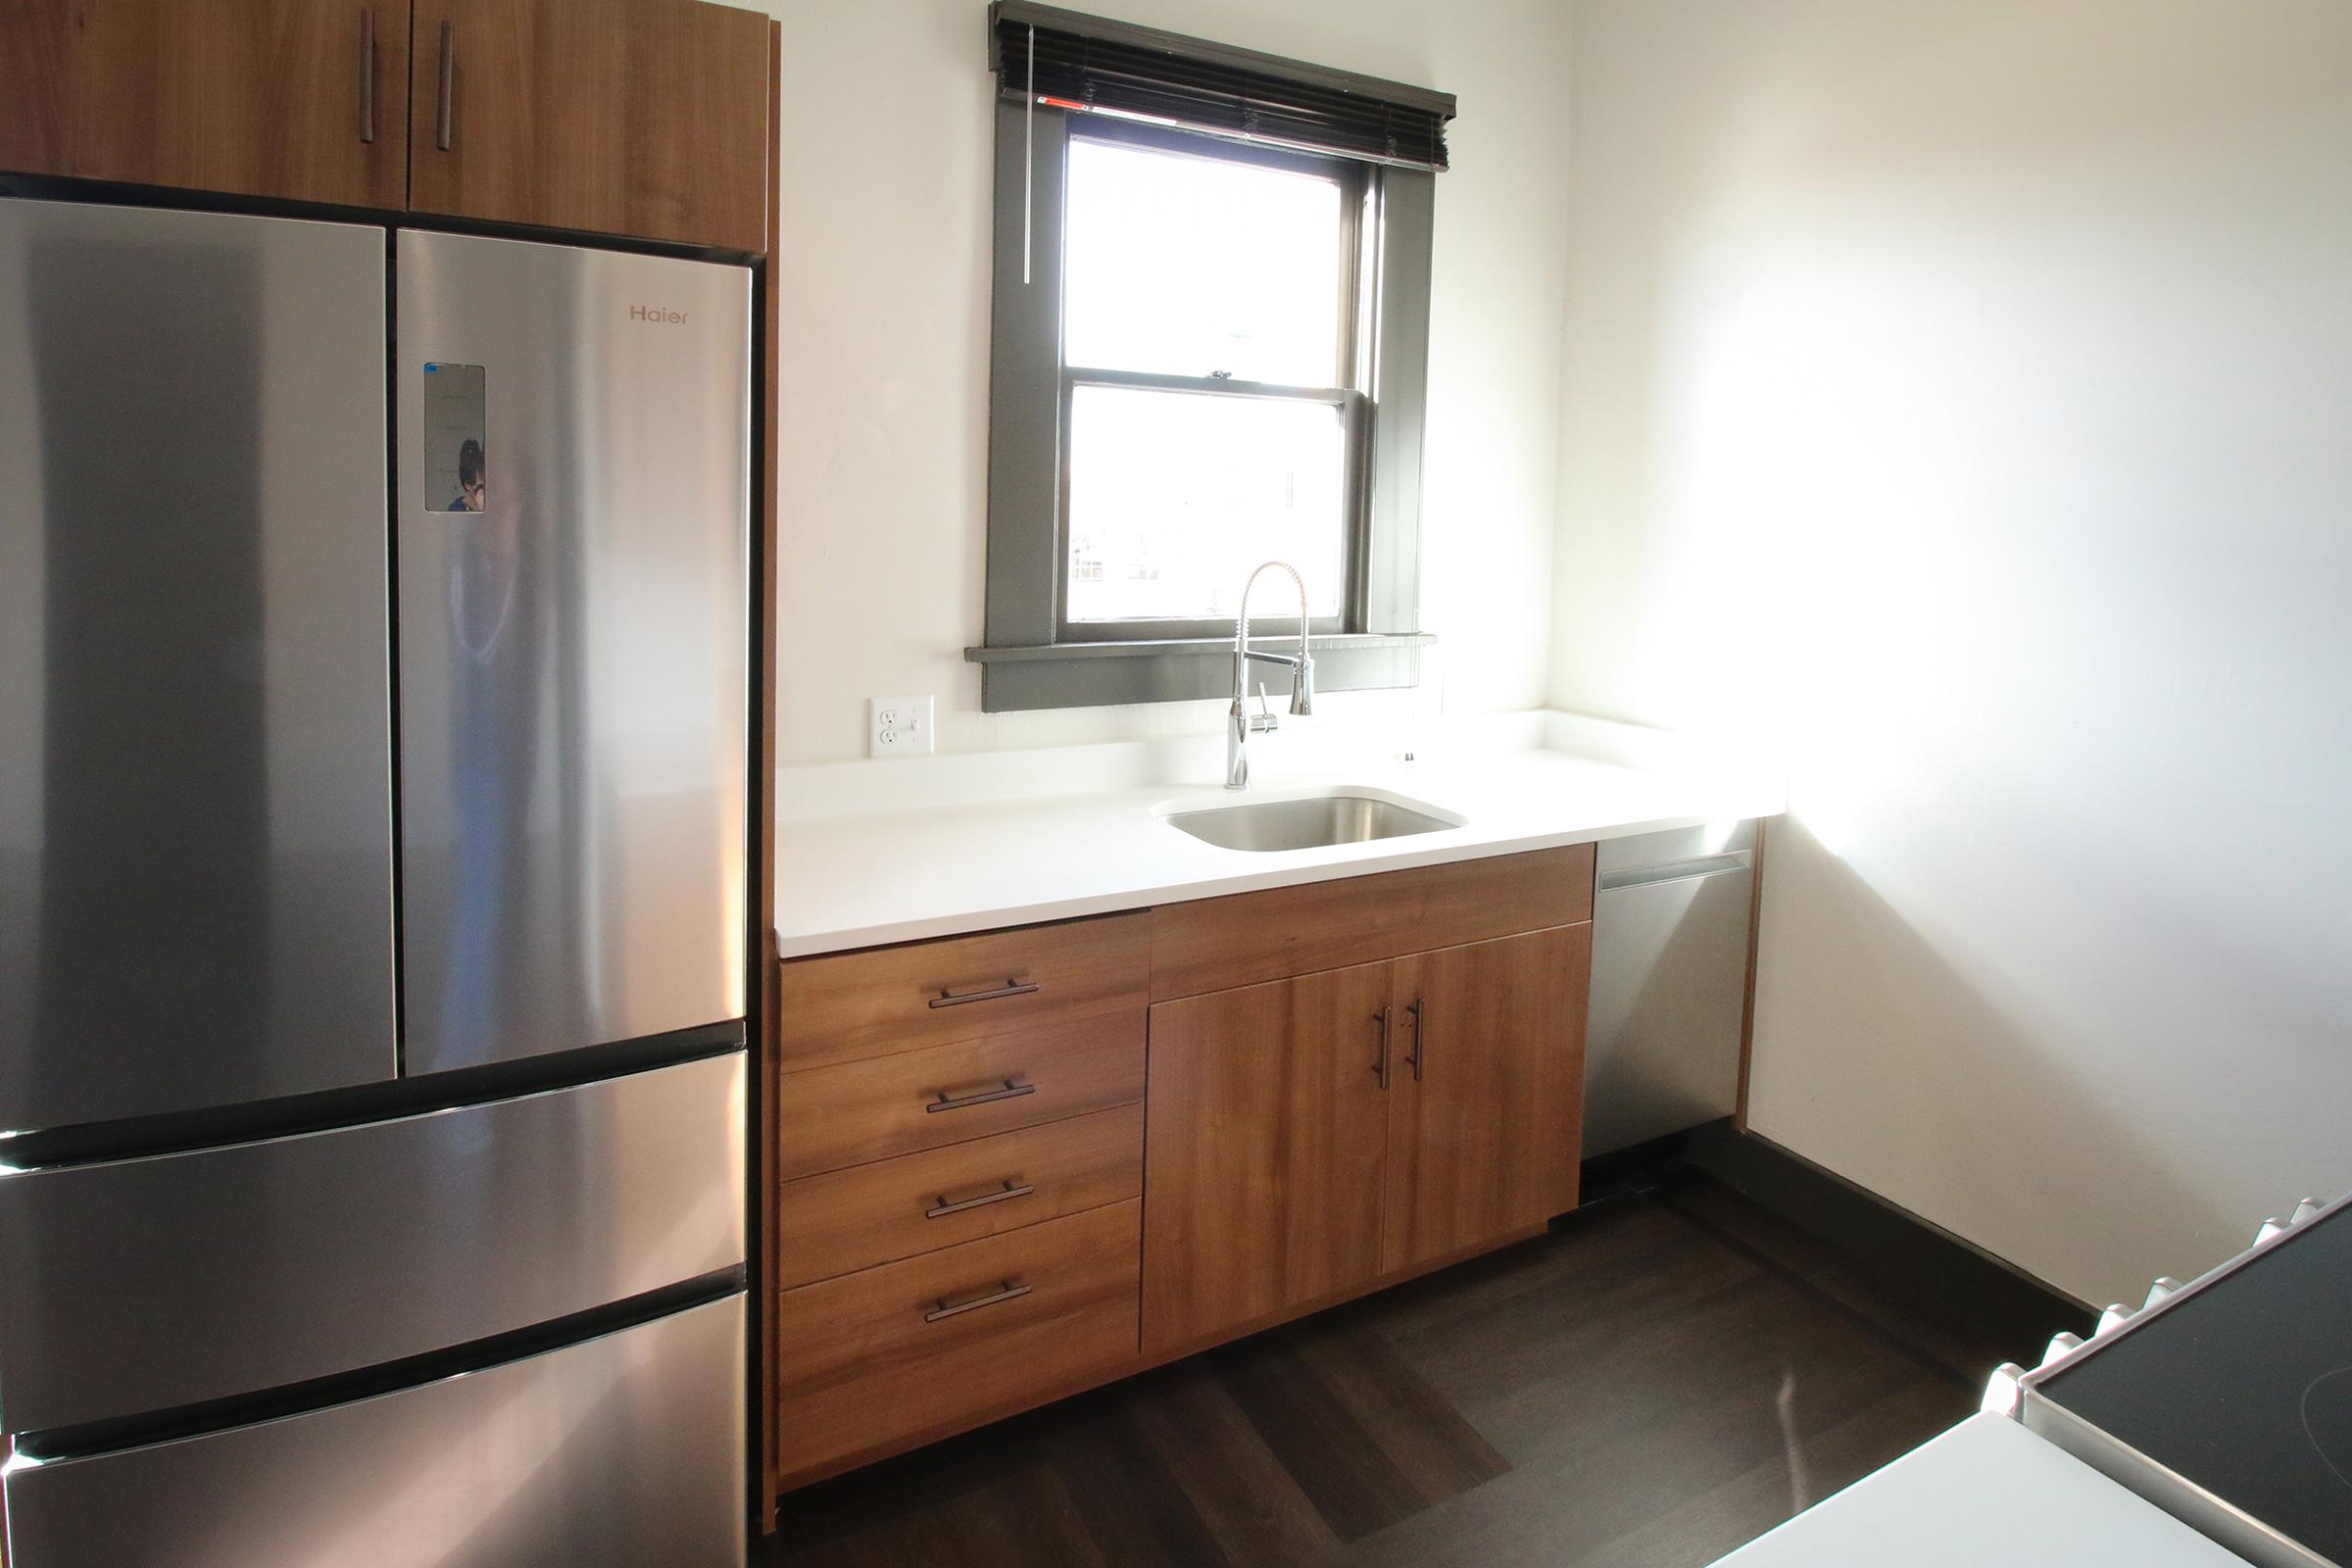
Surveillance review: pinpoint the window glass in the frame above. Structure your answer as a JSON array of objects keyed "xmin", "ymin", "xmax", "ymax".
[
  {"xmin": 1065, "ymin": 384, "xmax": 1346, "ymax": 624},
  {"xmin": 1063, "ymin": 136, "xmax": 1343, "ymax": 387}
]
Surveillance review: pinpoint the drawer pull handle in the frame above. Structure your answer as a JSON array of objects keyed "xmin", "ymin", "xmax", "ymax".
[
  {"xmin": 926, "ymin": 1079, "xmax": 1036, "ymax": 1114},
  {"xmin": 927, "ymin": 1180, "xmax": 1036, "ymax": 1219},
  {"xmin": 929, "ymin": 978, "xmax": 1041, "ymax": 1009},
  {"xmin": 924, "ymin": 1278, "xmax": 1033, "ymax": 1323}
]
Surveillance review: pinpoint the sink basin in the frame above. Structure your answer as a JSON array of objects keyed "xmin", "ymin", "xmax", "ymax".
[{"xmin": 1161, "ymin": 788, "xmax": 1462, "ymax": 853}]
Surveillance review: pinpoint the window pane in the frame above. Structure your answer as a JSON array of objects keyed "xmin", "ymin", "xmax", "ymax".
[
  {"xmin": 1066, "ymin": 384, "xmax": 1346, "ymax": 625},
  {"xmin": 1063, "ymin": 136, "xmax": 1342, "ymax": 387}
]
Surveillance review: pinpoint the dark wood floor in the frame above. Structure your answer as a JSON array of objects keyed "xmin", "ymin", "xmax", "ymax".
[{"xmin": 761, "ymin": 1171, "xmax": 1994, "ymax": 1568}]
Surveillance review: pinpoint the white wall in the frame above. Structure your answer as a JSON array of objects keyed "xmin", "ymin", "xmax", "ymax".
[
  {"xmin": 750, "ymin": 0, "xmax": 1573, "ymax": 763},
  {"xmin": 1552, "ymin": 0, "xmax": 2352, "ymax": 1304}
]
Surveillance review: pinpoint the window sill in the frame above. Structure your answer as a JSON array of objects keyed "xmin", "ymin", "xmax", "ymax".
[{"xmin": 963, "ymin": 632, "xmax": 1435, "ymax": 712}]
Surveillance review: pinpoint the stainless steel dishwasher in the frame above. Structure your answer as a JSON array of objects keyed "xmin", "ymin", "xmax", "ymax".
[{"xmin": 1584, "ymin": 821, "xmax": 1759, "ymax": 1156}]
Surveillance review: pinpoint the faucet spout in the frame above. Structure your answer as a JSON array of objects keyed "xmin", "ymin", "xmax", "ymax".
[{"xmin": 1226, "ymin": 561, "xmax": 1316, "ymax": 791}]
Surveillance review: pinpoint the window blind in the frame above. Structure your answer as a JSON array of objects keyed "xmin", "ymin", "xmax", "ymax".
[{"xmin": 989, "ymin": 1, "xmax": 1455, "ymax": 172}]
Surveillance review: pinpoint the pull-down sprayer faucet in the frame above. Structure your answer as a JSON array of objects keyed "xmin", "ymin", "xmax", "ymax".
[{"xmin": 1226, "ymin": 561, "xmax": 1315, "ymax": 790}]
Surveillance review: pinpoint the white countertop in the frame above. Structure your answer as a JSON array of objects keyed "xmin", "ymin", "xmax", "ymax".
[
  {"xmin": 773, "ymin": 711, "xmax": 1785, "ymax": 957},
  {"xmin": 1709, "ymin": 1415, "xmax": 2253, "ymax": 1566}
]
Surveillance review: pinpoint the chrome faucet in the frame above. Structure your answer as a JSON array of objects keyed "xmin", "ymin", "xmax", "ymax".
[{"xmin": 1226, "ymin": 561, "xmax": 1315, "ymax": 790}]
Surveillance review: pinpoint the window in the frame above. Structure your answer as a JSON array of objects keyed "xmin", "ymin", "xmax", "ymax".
[
  {"xmin": 970, "ymin": 5, "xmax": 1453, "ymax": 711},
  {"xmin": 1062, "ymin": 124, "xmax": 1361, "ymax": 633}
]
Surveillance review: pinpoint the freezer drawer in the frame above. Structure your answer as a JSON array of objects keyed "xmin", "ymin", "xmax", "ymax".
[
  {"xmin": 2, "ymin": 1291, "xmax": 747, "ymax": 1568},
  {"xmin": 0, "ymin": 198, "xmax": 397, "ymax": 1133},
  {"xmin": 0, "ymin": 1051, "xmax": 744, "ymax": 1435},
  {"xmin": 394, "ymin": 230, "xmax": 751, "ymax": 1075},
  {"xmin": 1585, "ymin": 822, "xmax": 1756, "ymax": 1157}
]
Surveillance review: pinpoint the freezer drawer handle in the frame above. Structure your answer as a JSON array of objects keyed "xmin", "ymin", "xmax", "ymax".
[
  {"xmin": 926, "ymin": 1079, "xmax": 1036, "ymax": 1114},
  {"xmin": 927, "ymin": 1180, "xmax": 1037, "ymax": 1219},
  {"xmin": 359, "ymin": 9, "xmax": 376, "ymax": 144},
  {"xmin": 924, "ymin": 1278, "xmax": 1033, "ymax": 1323},
  {"xmin": 929, "ymin": 978, "xmax": 1040, "ymax": 1009}
]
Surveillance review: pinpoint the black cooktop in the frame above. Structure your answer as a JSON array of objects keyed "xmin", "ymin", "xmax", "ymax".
[{"xmin": 2031, "ymin": 1200, "xmax": 2352, "ymax": 1567}]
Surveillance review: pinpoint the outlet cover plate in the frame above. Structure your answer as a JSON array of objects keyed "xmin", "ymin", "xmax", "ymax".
[{"xmin": 870, "ymin": 695, "xmax": 934, "ymax": 758}]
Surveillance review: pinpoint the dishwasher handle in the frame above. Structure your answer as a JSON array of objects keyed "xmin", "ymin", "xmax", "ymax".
[{"xmin": 1597, "ymin": 852, "xmax": 1751, "ymax": 894}]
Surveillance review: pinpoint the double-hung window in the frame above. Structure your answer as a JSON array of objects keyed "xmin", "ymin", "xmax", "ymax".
[{"xmin": 969, "ymin": 4, "xmax": 1454, "ymax": 711}]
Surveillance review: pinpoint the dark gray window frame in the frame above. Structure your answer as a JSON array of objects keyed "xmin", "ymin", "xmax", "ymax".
[{"xmin": 968, "ymin": 98, "xmax": 1437, "ymax": 712}]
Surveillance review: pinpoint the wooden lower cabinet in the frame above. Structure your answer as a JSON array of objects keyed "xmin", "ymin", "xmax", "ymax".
[
  {"xmin": 771, "ymin": 1199, "xmax": 1142, "ymax": 1487},
  {"xmin": 768, "ymin": 848, "xmax": 1599, "ymax": 1499},
  {"xmin": 1384, "ymin": 925, "xmax": 1591, "ymax": 1271},
  {"xmin": 1142, "ymin": 925, "xmax": 1592, "ymax": 1351},
  {"xmin": 775, "ymin": 1105, "xmax": 1144, "ymax": 1292},
  {"xmin": 772, "ymin": 1013, "xmax": 1145, "ymax": 1181},
  {"xmin": 1141, "ymin": 960, "xmax": 1394, "ymax": 1354}
]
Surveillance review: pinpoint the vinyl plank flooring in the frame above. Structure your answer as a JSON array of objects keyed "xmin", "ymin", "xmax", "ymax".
[
  {"xmin": 1128, "ymin": 1359, "xmax": 1343, "ymax": 1567},
  {"xmin": 761, "ymin": 1177, "xmax": 1986, "ymax": 1568}
]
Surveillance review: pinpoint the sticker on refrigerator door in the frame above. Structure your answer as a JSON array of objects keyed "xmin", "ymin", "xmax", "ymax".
[{"xmin": 421, "ymin": 363, "xmax": 487, "ymax": 513}]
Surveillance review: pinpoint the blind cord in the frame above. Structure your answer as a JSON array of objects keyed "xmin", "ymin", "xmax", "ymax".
[{"xmin": 1023, "ymin": 24, "xmax": 1035, "ymax": 286}]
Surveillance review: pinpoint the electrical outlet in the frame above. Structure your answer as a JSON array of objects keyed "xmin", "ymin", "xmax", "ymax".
[{"xmin": 869, "ymin": 695, "xmax": 934, "ymax": 758}]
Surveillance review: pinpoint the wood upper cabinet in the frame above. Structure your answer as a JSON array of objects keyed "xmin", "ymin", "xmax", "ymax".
[
  {"xmin": 0, "ymin": 0, "xmax": 413, "ymax": 208},
  {"xmin": 1383, "ymin": 925, "xmax": 1591, "ymax": 1273},
  {"xmin": 407, "ymin": 0, "xmax": 770, "ymax": 251},
  {"xmin": 1142, "ymin": 959, "xmax": 1394, "ymax": 1355}
]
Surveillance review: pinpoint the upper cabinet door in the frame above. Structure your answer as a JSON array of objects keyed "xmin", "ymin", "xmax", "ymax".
[
  {"xmin": 1142, "ymin": 960, "xmax": 1395, "ymax": 1356},
  {"xmin": 407, "ymin": 0, "xmax": 770, "ymax": 253},
  {"xmin": 0, "ymin": 0, "xmax": 413, "ymax": 208},
  {"xmin": 1384, "ymin": 926, "xmax": 1592, "ymax": 1274}
]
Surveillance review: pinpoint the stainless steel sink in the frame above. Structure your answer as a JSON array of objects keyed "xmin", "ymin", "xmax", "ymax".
[{"xmin": 1162, "ymin": 791, "xmax": 1460, "ymax": 853}]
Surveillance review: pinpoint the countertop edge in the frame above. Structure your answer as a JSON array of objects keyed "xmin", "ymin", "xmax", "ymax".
[{"xmin": 773, "ymin": 794, "xmax": 1783, "ymax": 959}]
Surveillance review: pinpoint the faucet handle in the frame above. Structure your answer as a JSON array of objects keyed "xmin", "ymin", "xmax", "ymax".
[{"xmin": 1252, "ymin": 681, "xmax": 1280, "ymax": 733}]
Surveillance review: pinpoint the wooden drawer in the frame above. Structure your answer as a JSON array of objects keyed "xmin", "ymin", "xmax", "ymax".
[
  {"xmin": 777, "ymin": 912, "xmax": 1149, "ymax": 1071},
  {"xmin": 774, "ymin": 1014, "xmax": 1144, "ymax": 1181},
  {"xmin": 773, "ymin": 1199, "xmax": 1141, "ymax": 1485},
  {"xmin": 776, "ymin": 1104, "xmax": 1143, "ymax": 1290},
  {"xmin": 1149, "ymin": 844, "xmax": 1596, "ymax": 1000}
]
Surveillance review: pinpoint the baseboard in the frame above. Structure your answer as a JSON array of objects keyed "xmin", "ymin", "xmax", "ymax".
[
  {"xmin": 1682, "ymin": 1121, "xmax": 2095, "ymax": 1350},
  {"xmin": 1575, "ymin": 1125, "xmax": 1715, "ymax": 1204}
]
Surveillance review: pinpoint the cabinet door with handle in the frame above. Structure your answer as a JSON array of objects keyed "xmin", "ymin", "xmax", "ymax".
[
  {"xmin": 1384, "ymin": 925, "xmax": 1590, "ymax": 1273},
  {"xmin": 0, "ymin": 0, "xmax": 412, "ymax": 208},
  {"xmin": 407, "ymin": 0, "xmax": 770, "ymax": 252},
  {"xmin": 1142, "ymin": 959, "xmax": 1394, "ymax": 1354}
]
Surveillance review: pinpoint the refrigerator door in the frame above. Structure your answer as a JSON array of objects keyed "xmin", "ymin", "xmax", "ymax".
[
  {"xmin": 0, "ymin": 200, "xmax": 397, "ymax": 1133},
  {"xmin": 394, "ymin": 231, "xmax": 751, "ymax": 1075},
  {"xmin": 2, "ymin": 1290, "xmax": 747, "ymax": 1568},
  {"xmin": 0, "ymin": 1050, "xmax": 745, "ymax": 1436}
]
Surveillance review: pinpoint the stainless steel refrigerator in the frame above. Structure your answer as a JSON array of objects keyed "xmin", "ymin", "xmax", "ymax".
[{"xmin": 0, "ymin": 199, "xmax": 752, "ymax": 1566}]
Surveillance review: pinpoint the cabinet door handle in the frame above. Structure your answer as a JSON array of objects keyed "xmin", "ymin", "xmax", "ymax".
[
  {"xmin": 1404, "ymin": 997, "xmax": 1426, "ymax": 1082},
  {"xmin": 435, "ymin": 20, "xmax": 456, "ymax": 150},
  {"xmin": 358, "ymin": 9, "xmax": 376, "ymax": 144},
  {"xmin": 926, "ymin": 1180, "xmax": 1036, "ymax": 1219},
  {"xmin": 924, "ymin": 1278, "xmax": 1032, "ymax": 1323},
  {"xmin": 928, "ymin": 978, "xmax": 1040, "ymax": 1009},
  {"xmin": 926, "ymin": 1079, "xmax": 1036, "ymax": 1114},
  {"xmin": 1371, "ymin": 1005, "xmax": 1393, "ymax": 1089}
]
